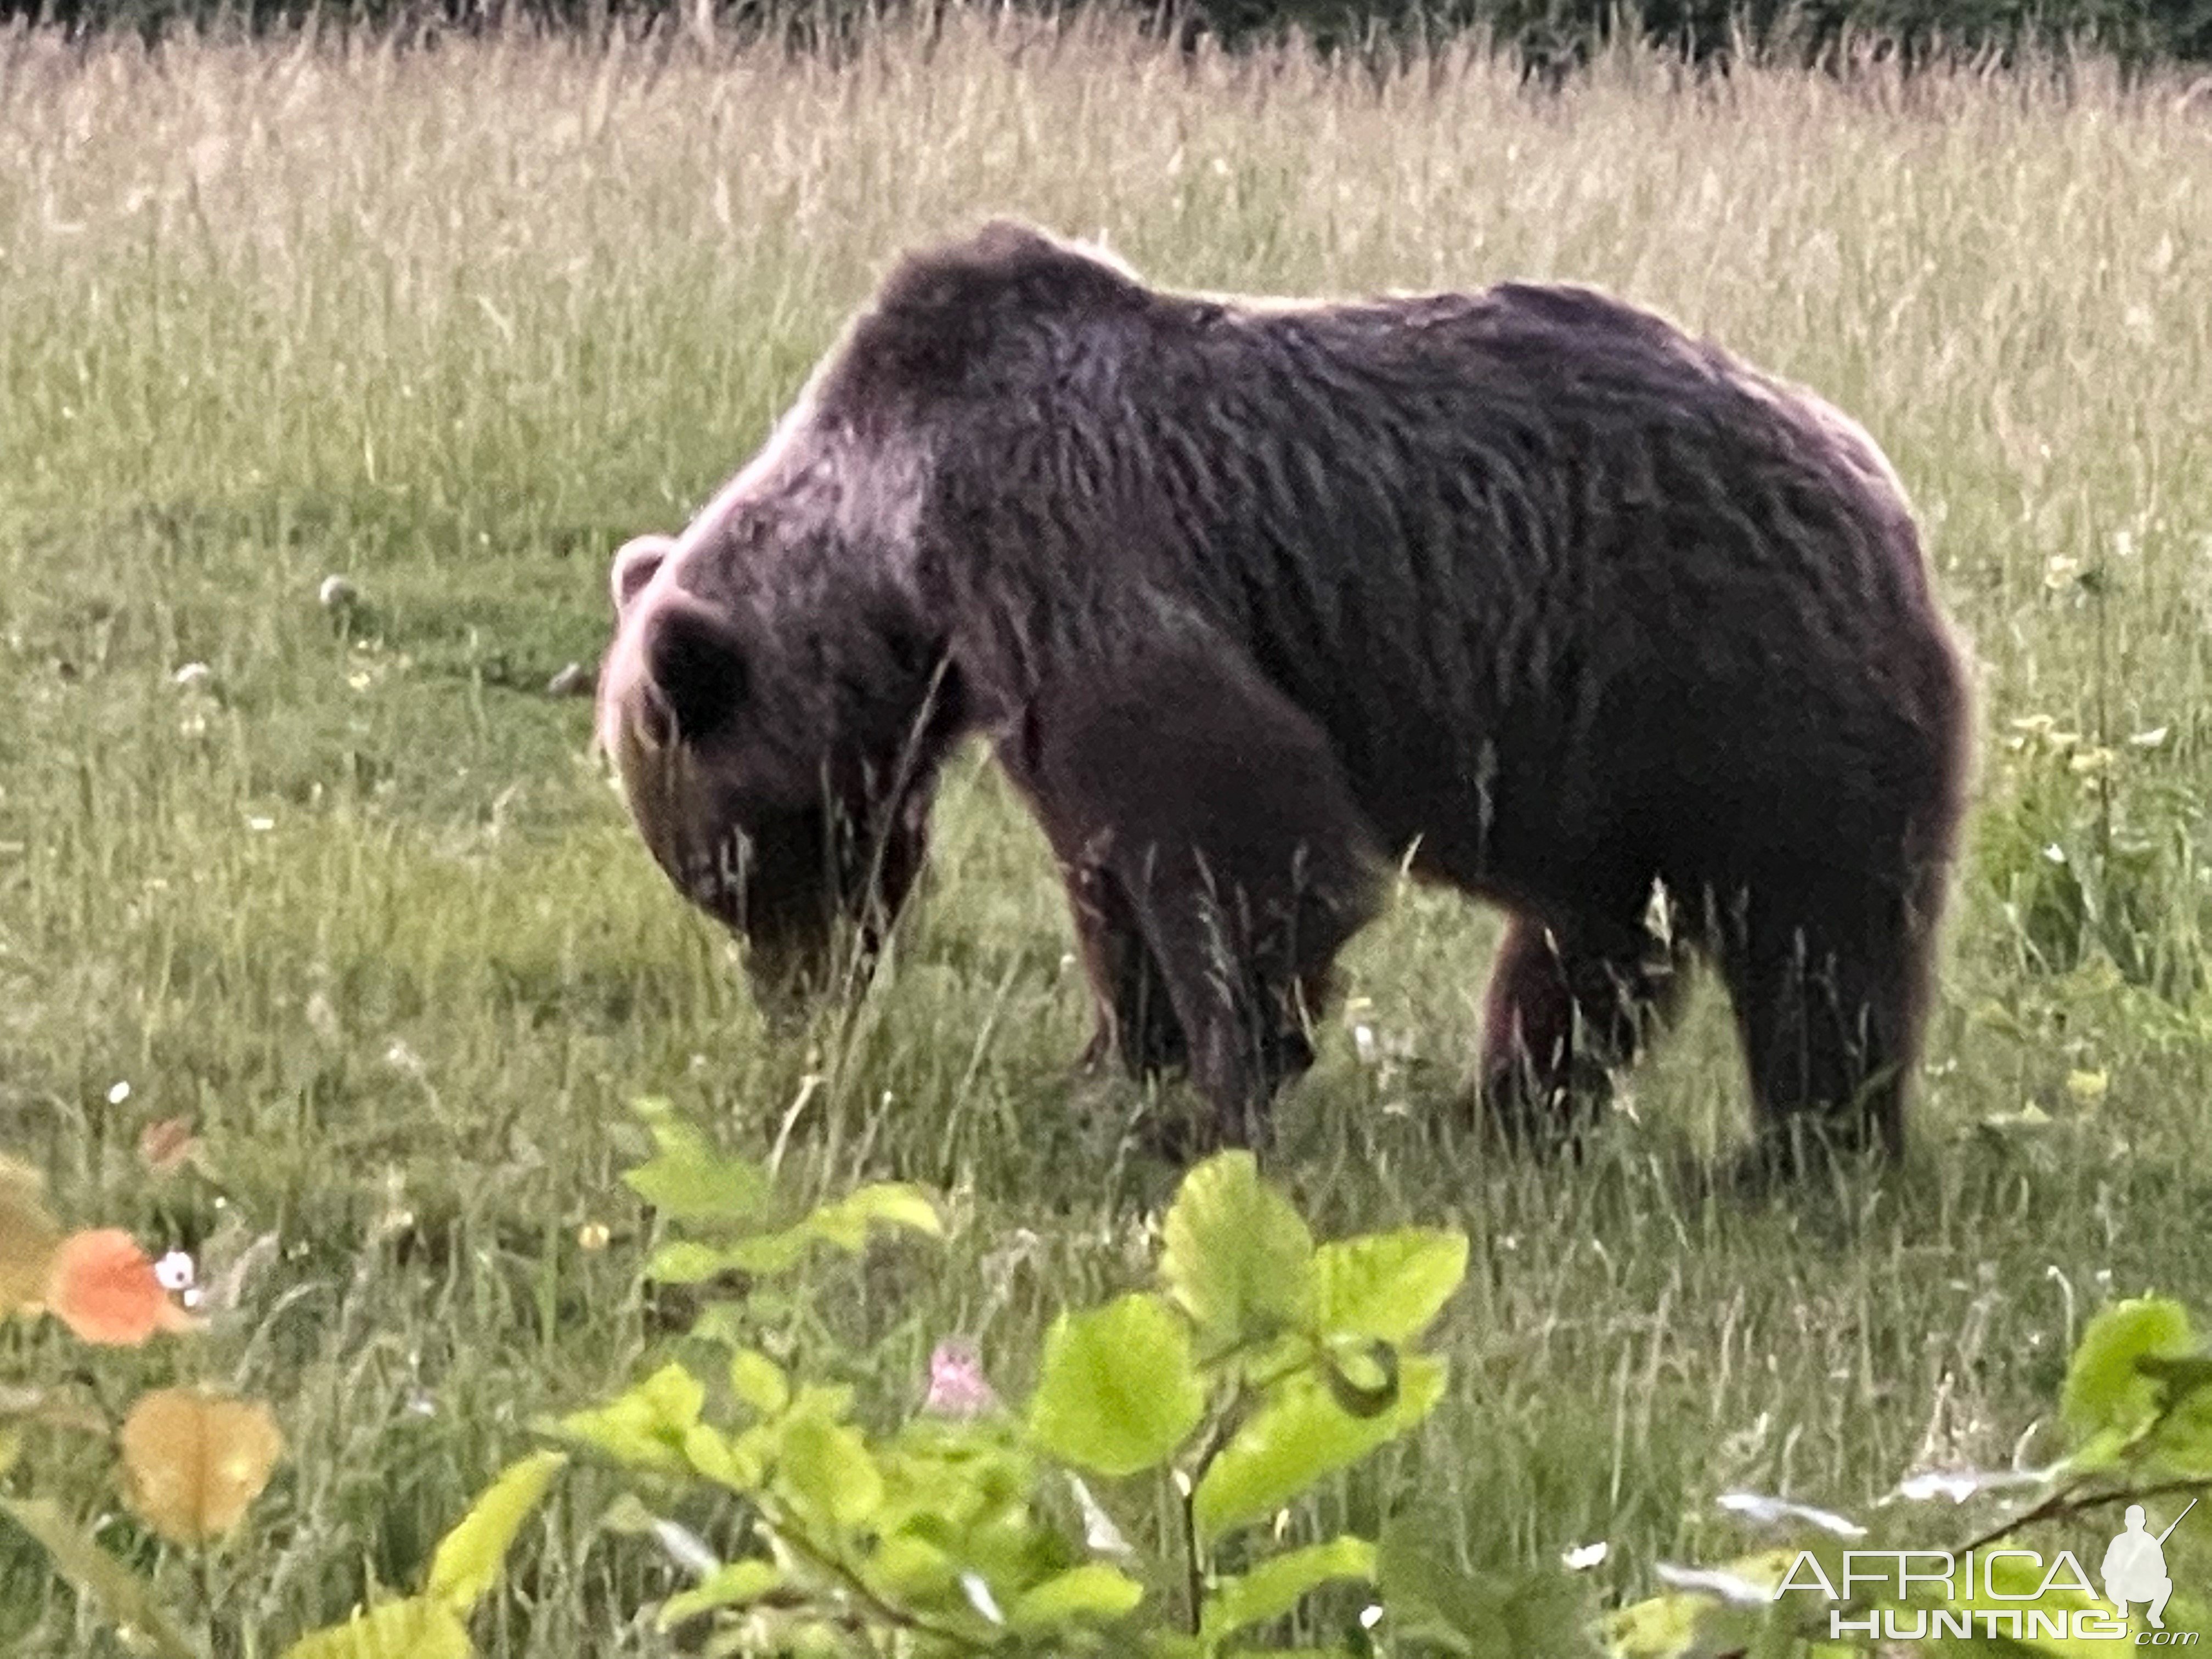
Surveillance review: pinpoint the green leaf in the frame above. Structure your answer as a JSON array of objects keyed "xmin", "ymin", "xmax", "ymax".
[
  {"xmin": 0, "ymin": 1498, "xmax": 199, "ymax": 1659},
  {"xmin": 1028, "ymin": 1294, "xmax": 1206, "ymax": 1477},
  {"xmin": 280, "ymin": 1596, "xmax": 473, "ymax": 1659},
  {"xmin": 657, "ymin": 1560, "xmax": 784, "ymax": 1629},
  {"xmin": 643, "ymin": 1241, "xmax": 735, "ymax": 1284},
  {"xmin": 729, "ymin": 1349, "xmax": 791, "ymax": 1418},
  {"xmin": 1193, "ymin": 1357, "xmax": 1446, "ymax": 1541},
  {"xmin": 557, "ymin": 1363, "xmax": 705, "ymax": 1474},
  {"xmin": 1310, "ymin": 1229, "xmax": 1469, "ymax": 1344},
  {"xmin": 1007, "ymin": 1563, "xmax": 1147, "ymax": 1631},
  {"xmin": 803, "ymin": 1183, "xmax": 943, "ymax": 1249},
  {"xmin": 1202, "ymin": 1534, "xmax": 1376, "ymax": 1642},
  {"xmin": 1381, "ymin": 1524, "xmax": 1601, "ymax": 1659},
  {"xmin": 2060, "ymin": 1296, "xmax": 2196, "ymax": 1456},
  {"xmin": 684, "ymin": 1424, "xmax": 768, "ymax": 1491},
  {"xmin": 776, "ymin": 1417, "xmax": 885, "ymax": 1530},
  {"xmin": 426, "ymin": 1450, "xmax": 567, "ymax": 1615},
  {"xmin": 621, "ymin": 1099, "xmax": 772, "ymax": 1226},
  {"xmin": 1161, "ymin": 1152, "xmax": 1314, "ymax": 1357},
  {"xmin": 1598, "ymin": 1591, "xmax": 1726, "ymax": 1659}
]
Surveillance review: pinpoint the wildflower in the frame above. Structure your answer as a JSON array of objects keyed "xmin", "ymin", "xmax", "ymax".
[
  {"xmin": 923, "ymin": 1338, "xmax": 1000, "ymax": 1419},
  {"xmin": 2067, "ymin": 1069, "xmax": 2110, "ymax": 1105}
]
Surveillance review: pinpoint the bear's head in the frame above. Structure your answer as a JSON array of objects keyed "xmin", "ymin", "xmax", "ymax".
[{"xmin": 595, "ymin": 498, "xmax": 952, "ymax": 1006}]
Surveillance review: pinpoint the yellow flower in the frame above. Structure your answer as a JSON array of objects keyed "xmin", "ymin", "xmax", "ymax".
[{"xmin": 2066, "ymin": 1069, "xmax": 2110, "ymax": 1107}]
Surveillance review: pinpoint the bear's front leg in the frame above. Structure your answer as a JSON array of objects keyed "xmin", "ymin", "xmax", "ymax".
[
  {"xmin": 1064, "ymin": 860, "xmax": 1188, "ymax": 1079},
  {"xmin": 1004, "ymin": 639, "xmax": 1386, "ymax": 1152}
]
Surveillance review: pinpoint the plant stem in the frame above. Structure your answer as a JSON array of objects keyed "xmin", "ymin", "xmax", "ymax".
[{"xmin": 1953, "ymin": 1476, "xmax": 2212, "ymax": 1556}]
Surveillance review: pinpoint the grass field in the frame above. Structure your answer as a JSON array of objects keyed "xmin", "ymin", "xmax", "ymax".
[{"xmin": 4, "ymin": 13, "xmax": 2212, "ymax": 1654}]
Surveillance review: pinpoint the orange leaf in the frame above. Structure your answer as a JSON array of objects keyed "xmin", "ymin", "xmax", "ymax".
[
  {"xmin": 46, "ymin": 1230, "xmax": 196, "ymax": 1346},
  {"xmin": 119, "ymin": 1389, "xmax": 284, "ymax": 1546},
  {"xmin": 0, "ymin": 1156, "xmax": 62, "ymax": 1319}
]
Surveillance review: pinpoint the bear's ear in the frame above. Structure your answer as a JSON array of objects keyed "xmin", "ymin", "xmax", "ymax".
[
  {"xmin": 611, "ymin": 534, "xmax": 678, "ymax": 614},
  {"xmin": 643, "ymin": 594, "xmax": 749, "ymax": 744}
]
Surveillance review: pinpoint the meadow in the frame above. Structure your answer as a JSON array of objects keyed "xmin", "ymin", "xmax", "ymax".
[{"xmin": 3, "ymin": 13, "xmax": 2211, "ymax": 1653}]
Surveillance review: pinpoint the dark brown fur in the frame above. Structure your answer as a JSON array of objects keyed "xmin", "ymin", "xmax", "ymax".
[{"xmin": 597, "ymin": 219, "xmax": 1970, "ymax": 1169}]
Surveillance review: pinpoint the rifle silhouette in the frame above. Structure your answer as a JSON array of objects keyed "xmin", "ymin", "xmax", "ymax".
[{"xmin": 2156, "ymin": 1498, "xmax": 2198, "ymax": 1546}]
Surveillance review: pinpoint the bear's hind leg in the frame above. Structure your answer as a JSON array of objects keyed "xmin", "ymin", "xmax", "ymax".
[
  {"xmin": 1713, "ymin": 878, "xmax": 1932, "ymax": 1173},
  {"xmin": 1479, "ymin": 910, "xmax": 1687, "ymax": 1149}
]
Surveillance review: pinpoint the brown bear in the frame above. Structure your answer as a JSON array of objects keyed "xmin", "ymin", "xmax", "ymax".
[{"xmin": 596, "ymin": 219, "xmax": 1970, "ymax": 1169}]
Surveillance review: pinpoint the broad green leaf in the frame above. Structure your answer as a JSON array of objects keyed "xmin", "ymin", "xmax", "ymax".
[
  {"xmin": 644, "ymin": 1242, "xmax": 734, "ymax": 1284},
  {"xmin": 1310, "ymin": 1229, "xmax": 1469, "ymax": 1344},
  {"xmin": 621, "ymin": 1100, "xmax": 771, "ymax": 1226},
  {"xmin": 804, "ymin": 1183, "xmax": 943, "ymax": 1249},
  {"xmin": 558, "ymin": 1363, "xmax": 705, "ymax": 1474},
  {"xmin": 1599, "ymin": 1592, "xmax": 1725, "ymax": 1659},
  {"xmin": 1938, "ymin": 1544, "xmax": 2119, "ymax": 1656},
  {"xmin": 1, "ymin": 1498, "xmax": 199, "ymax": 1659},
  {"xmin": 2060, "ymin": 1296, "xmax": 2195, "ymax": 1456},
  {"xmin": 1193, "ymin": 1357, "xmax": 1446, "ymax": 1541},
  {"xmin": 1028, "ymin": 1294, "xmax": 1206, "ymax": 1477},
  {"xmin": 281, "ymin": 1596, "xmax": 472, "ymax": 1659},
  {"xmin": 657, "ymin": 1560, "xmax": 783, "ymax": 1628},
  {"xmin": 776, "ymin": 1417, "xmax": 885, "ymax": 1530},
  {"xmin": 718, "ymin": 1227, "xmax": 816, "ymax": 1276},
  {"xmin": 729, "ymin": 1349, "xmax": 791, "ymax": 1417},
  {"xmin": 1377, "ymin": 1526, "xmax": 1601, "ymax": 1659},
  {"xmin": 1202, "ymin": 1534, "xmax": 1376, "ymax": 1642},
  {"xmin": 426, "ymin": 1450, "xmax": 567, "ymax": 1614},
  {"xmin": 2137, "ymin": 1354, "xmax": 2212, "ymax": 1476},
  {"xmin": 1008, "ymin": 1563, "xmax": 1147, "ymax": 1630},
  {"xmin": 1320, "ymin": 1338, "xmax": 1401, "ymax": 1419},
  {"xmin": 1161, "ymin": 1153, "xmax": 1314, "ymax": 1357},
  {"xmin": 867, "ymin": 1533, "xmax": 959, "ymax": 1603},
  {"xmin": 679, "ymin": 1423, "xmax": 770, "ymax": 1491}
]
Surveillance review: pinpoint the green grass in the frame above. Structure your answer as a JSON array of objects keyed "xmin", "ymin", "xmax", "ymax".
[{"xmin": 3, "ymin": 13, "xmax": 2212, "ymax": 1655}]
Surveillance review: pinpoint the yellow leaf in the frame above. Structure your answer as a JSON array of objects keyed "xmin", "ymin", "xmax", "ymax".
[
  {"xmin": 119, "ymin": 1389, "xmax": 284, "ymax": 1545},
  {"xmin": 0, "ymin": 1155, "xmax": 61, "ymax": 1319},
  {"xmin": 426, "ymin": 1451, "xmax": 567, "ymax": 1614},
  {"xmin": 280, "ymin": 1596, "xmax": 473, "ymax": 1659}
]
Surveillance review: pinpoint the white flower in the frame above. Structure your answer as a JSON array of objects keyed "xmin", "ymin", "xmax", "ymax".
[{"xmin": 153, "ymin": 1250, "xmax": 196, "ymax": 1292}]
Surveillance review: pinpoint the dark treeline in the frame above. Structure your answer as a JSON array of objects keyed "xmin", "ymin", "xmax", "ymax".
[{"xmin": 5, "ymin": 0, "xmax": 2210, "ymax": 68}]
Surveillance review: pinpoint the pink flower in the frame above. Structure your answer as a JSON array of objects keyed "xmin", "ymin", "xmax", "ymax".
[{"xmin": 924, "ymin": 1339, "xmax": 999, "ymax": 1419}]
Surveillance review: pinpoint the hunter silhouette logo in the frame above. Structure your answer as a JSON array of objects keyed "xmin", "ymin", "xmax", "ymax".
[{"xmin": 2104, "ymin": 1500, "xmax": 2195, "ymax": 1629}]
